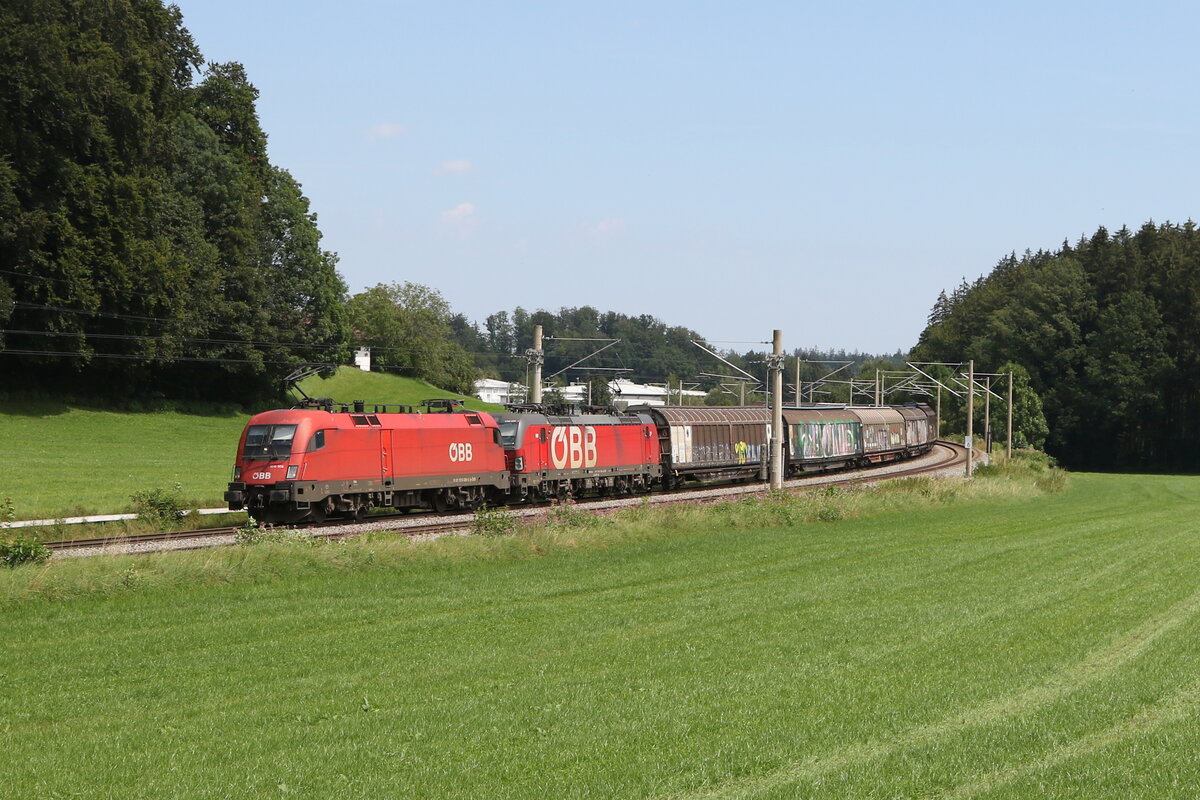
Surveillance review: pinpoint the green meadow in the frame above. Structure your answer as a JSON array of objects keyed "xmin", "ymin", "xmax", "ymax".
[
  {"xmin": 3, "ymin": 466, "xmax": 1199, "ymax": 798},
  {"xmin": 0, "ymin": 370, "xmax": 502, "ymax": 520}
]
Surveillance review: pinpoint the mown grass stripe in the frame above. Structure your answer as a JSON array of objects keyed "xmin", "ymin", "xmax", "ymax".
[
  {"xmin": 932, "ymin": 676, "xmax": 1200, "ymax": 799},
  {"xmin": 674, "ymin": 578, "xmax": 1200, "ymax": 800}
]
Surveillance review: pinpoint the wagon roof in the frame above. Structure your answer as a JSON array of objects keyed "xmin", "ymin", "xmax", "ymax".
[
  {"xmin": 782, "ymin": 408, "xmax": 859, "ymax": 424},
  {"xmin": 853, "ymin": 407, "xmax": 905, "ymax": 425},
  {"xmin": 638, "ymin": 406, "xmax": 771, "ymax": 424}
]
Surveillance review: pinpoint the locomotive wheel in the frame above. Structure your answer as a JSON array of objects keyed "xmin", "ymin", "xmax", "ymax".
[
  {"xmin": 308, "ymin": 504, "xmax": 326, "ymax": 524},
  {"xmin": 353, "ymin": 506, "xmax": 366, "ymax": 523},
  {"xmin": 432, "ymin": 491, "xmax": 448, "ymax": 513}
]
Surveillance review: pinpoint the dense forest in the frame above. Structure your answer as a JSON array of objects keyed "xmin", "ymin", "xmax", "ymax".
[{"xmin": 914, "ymin": 222, "xmax": 1200, "ymax": 471}]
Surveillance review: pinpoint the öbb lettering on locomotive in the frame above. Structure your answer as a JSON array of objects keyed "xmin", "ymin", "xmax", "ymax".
[{"xmin": 548, "ymin": 425, "xmax": 597, "ymax": 469}]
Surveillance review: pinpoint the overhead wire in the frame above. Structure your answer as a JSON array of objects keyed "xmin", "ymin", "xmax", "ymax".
[{"xmin": 0, "ymin": 349, "xmax": 326, "ymax": 366}]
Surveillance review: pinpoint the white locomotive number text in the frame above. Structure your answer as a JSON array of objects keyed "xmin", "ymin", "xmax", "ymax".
[
  {"xmin": 550, "ymin": 426, "xmax": 598, "ymax": 469},
  {"xmin": 448, "ymin": 442, "xmax": 474, "ymax": 462},
  {"xmin": 251, "ymin": 472, "xmax": 272, "ymax": 480}
]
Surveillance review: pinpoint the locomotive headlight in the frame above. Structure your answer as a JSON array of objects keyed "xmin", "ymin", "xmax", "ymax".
[
  {"xmin": 286, "ymin": 465, "xmax": 298, "ymax": 480},
  {"xmin": 233, "ymin": 466, "xmax": 241, "ymax": 481}
]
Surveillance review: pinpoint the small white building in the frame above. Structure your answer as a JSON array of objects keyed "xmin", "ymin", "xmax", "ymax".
[
  {"xmin": 474, "ymin": 378, "xmax": 527, "ymax": 405},
  {"xmin": 354, "ymin": 346, "xmax": 371, "ymax": 371}
]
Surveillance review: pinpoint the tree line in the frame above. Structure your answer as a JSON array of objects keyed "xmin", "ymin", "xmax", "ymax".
[{"xmin": 913, "ymin": 221, "xmax": 1200, "ymax": 470}]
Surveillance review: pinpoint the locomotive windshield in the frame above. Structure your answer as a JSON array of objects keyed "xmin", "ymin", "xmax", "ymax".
[
  {"xmin": 242, "ymin": 424, "xmax": 297, "ymax": 460},
  {"xmin": 498, "ymin": 420, "xmax": 519, "ymax": 447}
]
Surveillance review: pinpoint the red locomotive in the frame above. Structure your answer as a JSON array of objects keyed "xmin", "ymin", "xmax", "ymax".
[
  {"xmin": 494, "ymin": 411, "xmax": 662, "ymax": 501},
  {"xmin": 224, "ymin": 403, "xmax": 508, "ymax": 523}
]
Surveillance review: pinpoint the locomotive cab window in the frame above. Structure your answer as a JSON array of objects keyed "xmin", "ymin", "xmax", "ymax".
[
  {"xmin": 306, "ymin": 429, "xmax": 327, "ymax": 452},
  {"xmin": 243, "ymin": 424, "xmax": 297, "ymax": 460},
  {"xmin": 498, "ymin": 420, "xmax": 519, "ymax": 447}
]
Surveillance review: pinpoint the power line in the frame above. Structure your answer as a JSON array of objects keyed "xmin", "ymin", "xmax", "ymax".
[
  {"xmin": 0, "ymin": 328, "xmax": 508, "ymax": 358},
  {"xmin": 0, "ymin": 349, "xmax": 314, "ymax": 366},
  {"xmin": 1, "ymin": 328, "xmax": 351, "ymax": 351},
  {"xmin": 0, "ymin": 268, "xmax": 173, "ymax": 301},
  {"xmin": 14, "ymin": 301, "xmax": 190, "ymax": 325}
]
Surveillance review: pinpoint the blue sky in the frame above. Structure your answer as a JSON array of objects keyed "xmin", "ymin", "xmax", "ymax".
[{"xmin": 176, "ymin": 1, "xmax": 1200, "ymax": 353}]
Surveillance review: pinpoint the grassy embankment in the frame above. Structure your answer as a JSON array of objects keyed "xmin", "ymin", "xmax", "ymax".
[
  {"xmin": 4, "ymin": 462, "xmax": 1200, "ymax": 798},
  {"xmin": 0, "ymin": 369, "xmax": 501, "ymax": 521}
]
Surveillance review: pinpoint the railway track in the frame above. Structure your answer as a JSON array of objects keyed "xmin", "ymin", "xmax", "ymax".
[{"xmin": 45, "ymin": 441, "xmax": 969, "ymax": 557}]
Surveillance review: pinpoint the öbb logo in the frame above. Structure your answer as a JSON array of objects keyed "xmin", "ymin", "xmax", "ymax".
[{"xmin": 549, "ymin": 426, "xmax": 598, "ymax": 469}]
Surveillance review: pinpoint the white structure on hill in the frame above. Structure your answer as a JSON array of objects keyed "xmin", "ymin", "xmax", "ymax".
[
  {"xmin": 354, "ymin": 347, "xmax": 371, "ymax": 372},
  {"xmin": 474, "ymin": 378, "xmax": 527, "ymax": 405}
]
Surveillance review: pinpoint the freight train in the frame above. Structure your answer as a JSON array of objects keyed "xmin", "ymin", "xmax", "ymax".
[{"xmin": 224, "ymin": 401, "xmax": 938, "ymax": 524}]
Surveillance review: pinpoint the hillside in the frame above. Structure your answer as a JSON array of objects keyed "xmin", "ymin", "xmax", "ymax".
[
  {"xmin": 0, "ymin": 369, "xmax": 500, "ymax": 520},
  {"xmin": 296, "ymin": 368, "xmax": 502, "ymax": 411}
]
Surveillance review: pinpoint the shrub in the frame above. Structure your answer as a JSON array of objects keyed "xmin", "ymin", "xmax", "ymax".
[
  {"xmin": 816, "ymin": 504, "xmax": 844, "ymax": 522},
  {"xmin": 1, "ymin": 497, "xmax": 15, "ymax": 526},
  {"xmin": 131, "ymin": 483, "xmax": 186, "ymax": 528},
  {"xmin": 234, "ymin": 520, "xmax": 321, "ymax": 547},
  {"xmin": 0, "ymin": 537, "xmax": 51, "ymax": 568},
  {"xmin": 549, "ymin": 499, "xmax": 598, "ymax": 529},
  {"xmin": 472, "ymin": 504, "xmax": 516, "ymax": 538},
  {"xmin": 234, "ymin": 517, "xmax": 262, "ymax": 545}
]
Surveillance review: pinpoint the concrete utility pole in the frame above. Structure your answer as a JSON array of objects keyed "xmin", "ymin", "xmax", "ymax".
[
  {"xmin": 875, "ymin": 369, "xmax": 882, "ymax": 406},
  {"xmin": 769, "ymin": 330, "xmax": 784, "ymax": 490},
  {"xmin": 965, "ymin": 359, "xmax": 974, "ymax": 478},
  {"xmin": 1007, "ymin": 371, "xmax": 1014, "ymax": 461},
  {"xmin": 528, "ymin": 325, "xmax": 544, "ymax": 404},
  {"xmin": 794, "ymin": 356, "xmax": 800, "ymax": 407},
  {"xmin": 936, "ymin": 385, "xmax": 942, "ymax": 439},
  {"xmin": 984, "ymin": 376, "xmax": 992, "ymax": 454}
]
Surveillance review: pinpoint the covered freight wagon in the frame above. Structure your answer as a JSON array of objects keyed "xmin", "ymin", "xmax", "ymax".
[
  {"xmin": 782, "ymin": 407, "xmax": 862, "ymax": 472},
  {"xmin": 633, "ymin": 406, "xmax": 771, "ymax": 486}
]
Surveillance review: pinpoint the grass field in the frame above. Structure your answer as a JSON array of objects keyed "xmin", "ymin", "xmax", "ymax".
[
  {"xmin": 0, "ymin": 370, "xmax": 503, "ymax": 520},
  {"xmin": 3, "ymin": 470, "xmax": 1199, "ymax": 798}
]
